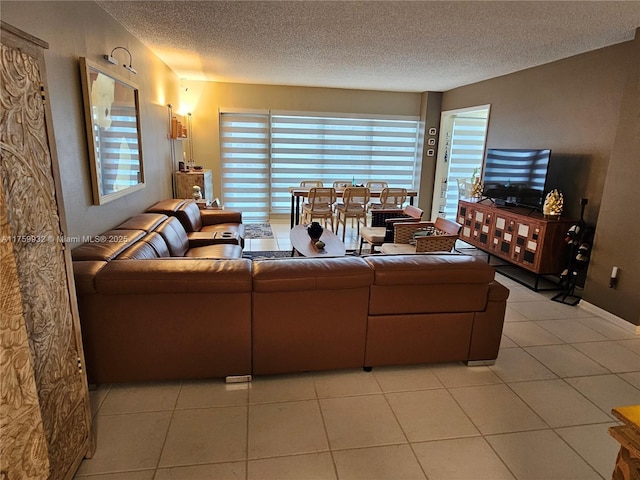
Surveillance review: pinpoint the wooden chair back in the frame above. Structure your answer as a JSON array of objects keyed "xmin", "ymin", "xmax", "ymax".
[
  {"xmin": 366, "ymin": 181, "xmax": 388, "ymax": 191},
  {"xmin": 307, "ymin": 187, "xmax": 336, "ymax": 209},
  {"xmin": 379, "ymin": 187, "xmax": 407, "ymax": 209},
  {"xmin": 342, "ymin": 186, "xmax": 370, "ymax": 210},
  {"xmin": 300, "ymin": 180, "xmax": 323, "ymax": 188},
  {"xmin": 333, "ymin": 181, "xmax": 352, "ymax": 190}
]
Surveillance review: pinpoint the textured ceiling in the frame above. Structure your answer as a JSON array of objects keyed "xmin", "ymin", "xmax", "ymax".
[{"xmin": 97, "ymin": 1, "xmax": 640, "ymax": 92}]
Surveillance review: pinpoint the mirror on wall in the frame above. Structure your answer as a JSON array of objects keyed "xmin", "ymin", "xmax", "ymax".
[{"xmin": 79, "ymin": 57, "xmax": 144, "ymax": 205}]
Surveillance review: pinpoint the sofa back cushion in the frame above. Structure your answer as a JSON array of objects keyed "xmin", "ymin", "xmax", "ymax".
[
  {"xmin": 154, "ymin": 217, "xmax": 189, "ymax": 257},
  {"xmin": 175, "ymin": 200, "xmax": 203, "ymax": 232},
  {"xmin": 117, "ymin": 239, "xmax": 160, "ymax": 260},
  {"xmin": 94, "ymin": 258, "xmax": 252, "ymax": 294},
  {"xmin": 115, "ymin": 213, "xmax": 168, "ymax": 232},
  {"xmin": 143, "ymin": 232, "xmax": 171, "ymax": 257},
  {"xmin": 365, "ymin": 254, "xmax": 494, "ymax": 315},
  {"xmin": 145, "ymin": 198, "xmax": 204, "ymax": 232},
  {"xmin": 252, "ymin": 256, "xmax": 373, "ymax": 292},
  {"xmin": 145, "ymin": 198, "xmax": 186, "ymax": 214},
  {"xmin": 71, "ymin": 229, "xmax": 146, "ymax": 261}
]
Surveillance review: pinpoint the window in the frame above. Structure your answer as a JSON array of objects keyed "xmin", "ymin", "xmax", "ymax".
[
  {"xmin": 219, "ymin": 112, "xmax": 270, "ymax": 222},
  {"xmin": 220, "ymin": 111, "xmax": 419, "ymax": 221}
]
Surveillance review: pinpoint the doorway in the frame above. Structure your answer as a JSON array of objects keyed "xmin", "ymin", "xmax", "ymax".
[{"xmin": 431, "ymin": 105, "xmax": 490, "ymax": 220}]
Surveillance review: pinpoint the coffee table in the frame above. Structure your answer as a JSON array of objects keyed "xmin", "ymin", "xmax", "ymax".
[{"xmin": 289, "ymin": 224, "xmax": 346, "ymax": 257}]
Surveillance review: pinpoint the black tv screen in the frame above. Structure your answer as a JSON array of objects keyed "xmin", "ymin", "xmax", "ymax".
[{"xmin": 482, "ymin": 148, "xmax": 551, "ymax": 208}]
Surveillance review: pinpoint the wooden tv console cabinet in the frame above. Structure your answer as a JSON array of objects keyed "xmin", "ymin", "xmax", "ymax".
[{"xmin": 457, "ymin": 200, "xmax": 574, "ymax": 288}]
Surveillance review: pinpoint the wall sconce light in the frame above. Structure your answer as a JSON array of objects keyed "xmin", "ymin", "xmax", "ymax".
[{"xmin": 104, "ymin": 47, "xmax": 137, "ymax": 74}]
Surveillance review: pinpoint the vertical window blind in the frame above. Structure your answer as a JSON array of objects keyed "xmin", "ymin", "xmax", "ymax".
[
  {"xmin": 219, "ymin": 112, "xmax": 270, "ymax": 222},
  {"xmin": 220, "ymin": 111, "xmax": 419, "ymax": 221},
  {"xmin": 443, "ymin": 116, "xmax": 488, "ymax": 218}
]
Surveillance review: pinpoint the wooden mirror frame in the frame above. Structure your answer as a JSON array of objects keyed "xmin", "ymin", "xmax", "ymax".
[{"xmin": 79, "ymin": 57, "xmax": 144, "ymax": 205}]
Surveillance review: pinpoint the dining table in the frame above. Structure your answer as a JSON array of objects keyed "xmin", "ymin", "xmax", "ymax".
[{"xmin": 288, "ymin": 187, "xmax": 418, "ymax": 228}]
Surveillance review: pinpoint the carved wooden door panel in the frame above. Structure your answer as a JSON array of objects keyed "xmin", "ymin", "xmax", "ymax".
[{"xmin": 0, "ymin": 22, "xmax": 92, "ymax": 480}]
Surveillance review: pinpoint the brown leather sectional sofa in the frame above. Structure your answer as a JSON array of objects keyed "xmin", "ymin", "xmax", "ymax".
[{"xmin": 72, "ymin": 209, "xmax": 509, "ymax": 384}]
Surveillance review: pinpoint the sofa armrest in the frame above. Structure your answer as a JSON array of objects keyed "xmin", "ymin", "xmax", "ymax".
[
  {"xmin": 384, "ymin": 215, "xmax": 414, "ymax": 224},
  {"xmin": 200, "ymin": 209, "xmax": 242, "ymax": 226},
  {"xmin": 468, "ymin": 280, "xmax": 510, "ymax": 362},
  {"xmin": 73, "ymin": 260, "xmax": 109, "ymax": 294},
  {"xmin": 187, "ymin": 231, "xmax": 218, "ymax": 248},
  {"xmin": 488, "ymin": 280, "xmax": 510, "ymax": 302}
]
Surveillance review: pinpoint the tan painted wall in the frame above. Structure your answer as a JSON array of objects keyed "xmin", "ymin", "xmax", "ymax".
[
  {"xmin": 442, "ymin": 41, "xmax": 638, "ymax": 325},
  {"xmin": 583, "ymin": 30, "xmax": 639, "ymax": 326},
  {"xmin": 181, "ymin": 81, "xmax": 421, "ymax": 201},
  {"xmin": 2, "ymin": 1, "xmax": 181, "ymax": 246}
]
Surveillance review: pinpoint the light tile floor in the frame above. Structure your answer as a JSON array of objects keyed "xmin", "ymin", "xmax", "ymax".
[{"xmin": 75, "ymin": 218, "xmax": 640, "ymax": 479}]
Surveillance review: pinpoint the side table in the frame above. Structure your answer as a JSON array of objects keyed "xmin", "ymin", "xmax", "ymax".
[{"xmin": 609, "ymin": 405, "xmax": 640, "ymax": 480}]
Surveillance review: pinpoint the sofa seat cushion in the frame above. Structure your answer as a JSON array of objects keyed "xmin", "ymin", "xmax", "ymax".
[
  {"xmin": 71, "ymin": 229, "xmax": 146, "ymax": 261},
  {"xmin": 185, "ymin": 244, "xmax": 243, "ymax": 259},
  {"xmin": 365, "ymin": 254, "xmax": 495, "ymax": 315},
  {"xmin": 360, "ymin": 226, "xmax": 387, "ymax": 244}
]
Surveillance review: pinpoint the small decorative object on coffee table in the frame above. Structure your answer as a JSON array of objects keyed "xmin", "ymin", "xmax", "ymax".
[{"xmin": 307, "ymin": 221, "xmax": 324, "ymax": 241}]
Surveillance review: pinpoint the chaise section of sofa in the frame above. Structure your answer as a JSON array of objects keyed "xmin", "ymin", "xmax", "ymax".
[
  {"xmin": 363, "ymin": 254, "xmax": 509, "ymax": 367},
  {"xmin": 251, "ymin": 256, "xmax": 374, "ymax": 375},
  {"xmin": 75, "ymin": 258, "xmax": 253, "ymax": 384}
]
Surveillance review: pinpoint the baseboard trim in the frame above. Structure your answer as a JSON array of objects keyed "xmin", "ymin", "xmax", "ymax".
[{"xmin": 578, "ymin": 301, "xmax": 640, "ymax": 335}]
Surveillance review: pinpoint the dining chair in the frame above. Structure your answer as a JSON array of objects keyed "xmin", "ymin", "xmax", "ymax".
[
  {"xmin": 299, "ymin": 180, "xmax": 324, "ymax": 222},
  {"xmin": 366, "ymin": 181, "xmax": 388, "ymax": 190},
  {"xmin": 365, "ymin": 181, "xmax": 389, "ymax": 209},
  {"xmin": 334, "ymin": 186, "xmax": 370, "ymax": 241},
  {"xmin": 370, "ymin": 187, "xmax": 407, "ymax": 210},
  {"xmin": 331, "ymin": 180, "xmax": 353, "ymax": 213},
  {"xmin": 300, "ymin": 180, "xmax": 323, "ymax": 188},
  {"xmin": 301, "ymin": 187, "xmax": 337, "ymax": 229},
  {"xmin": 333, "ymin": 180, "xmax": 352, "ymax": 190}
]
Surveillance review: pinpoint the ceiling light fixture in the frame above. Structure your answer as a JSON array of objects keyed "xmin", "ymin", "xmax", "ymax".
[{"xmin": 103, "ymin": 47, "xmax": 137, "ymax": 74}]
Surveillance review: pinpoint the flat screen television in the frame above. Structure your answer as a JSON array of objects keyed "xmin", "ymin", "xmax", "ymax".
[{"xmin": 482, "ymin": 148, "xmax": 552, "ymax": 209}]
